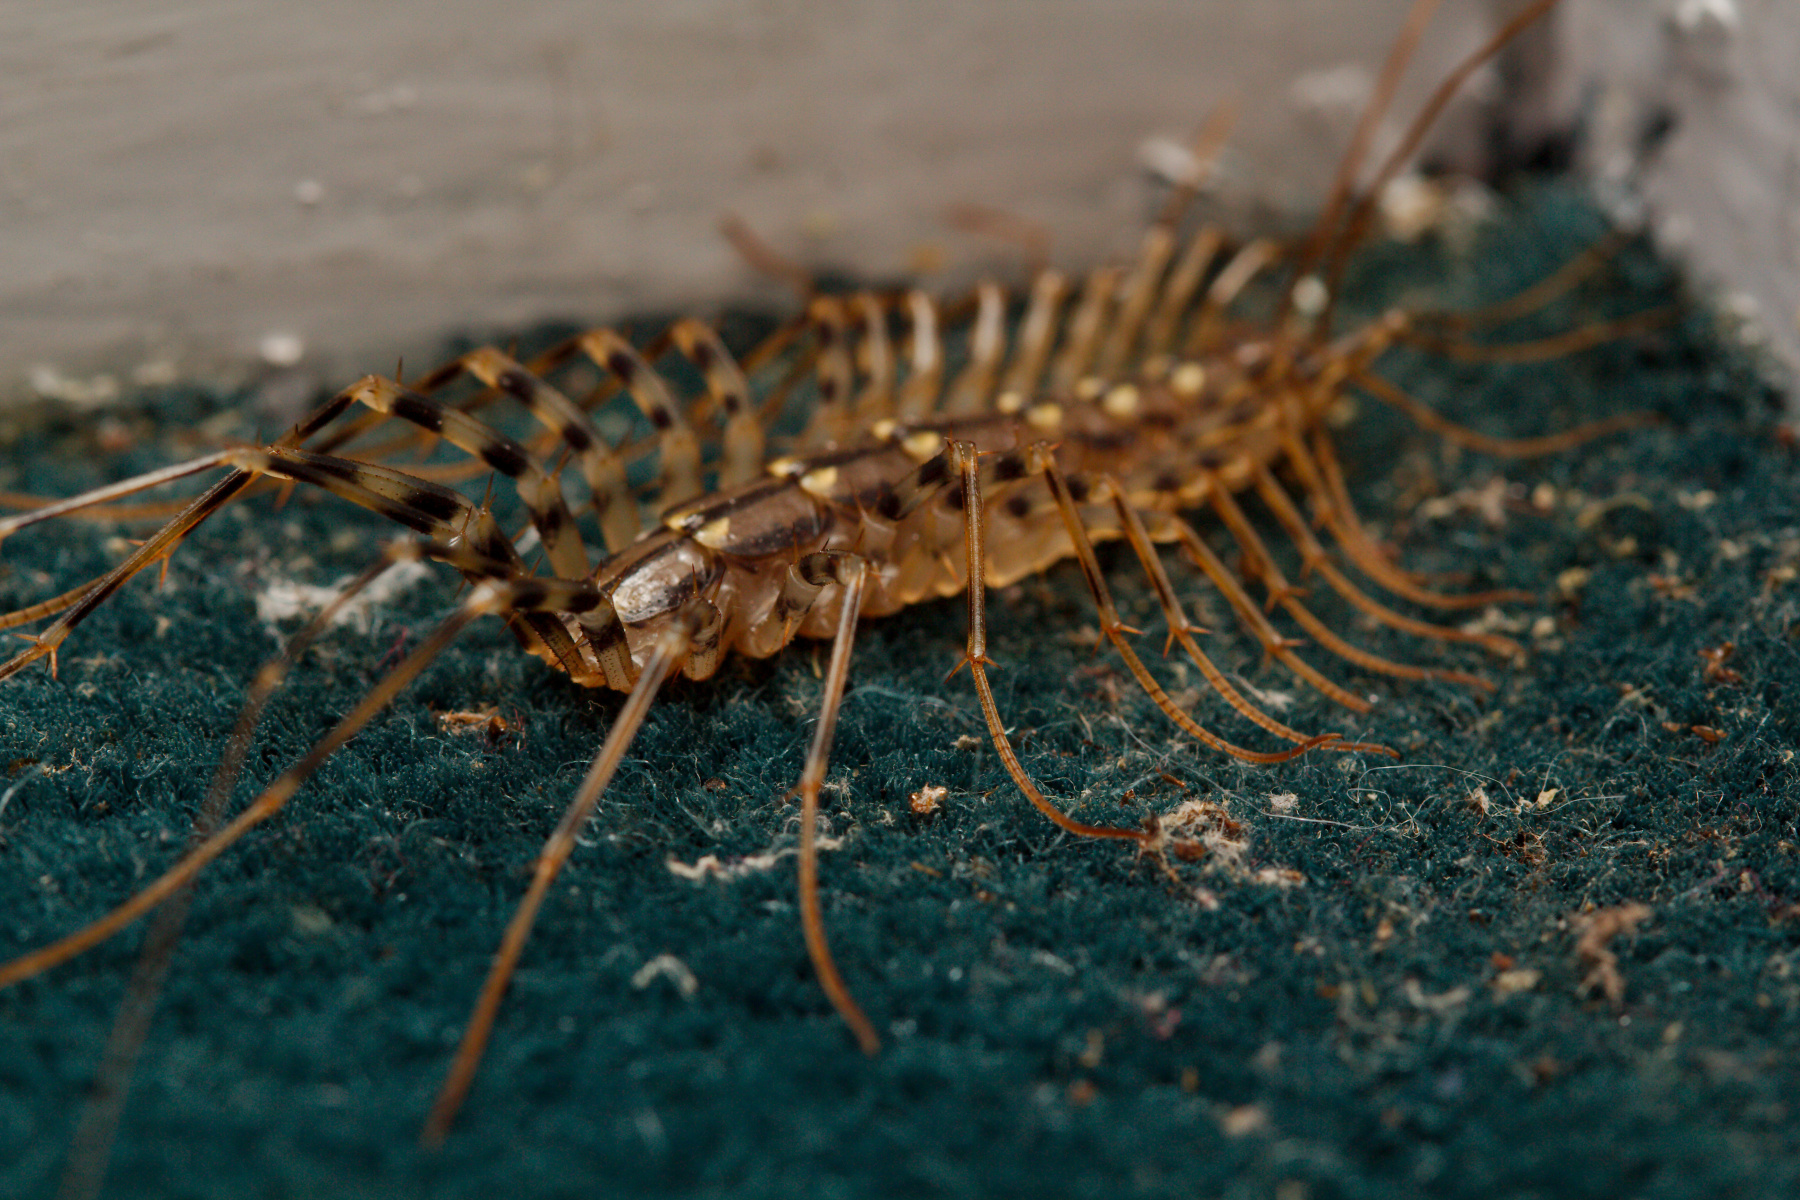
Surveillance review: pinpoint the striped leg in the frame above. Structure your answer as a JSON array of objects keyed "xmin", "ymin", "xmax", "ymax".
[
  {"xmin": 55, "ymin": 538, "xmax": 454, "ymax": 1200},
  {"xmin": 0, "ymin": 575, "xmax": 609, "ymax": 994}
]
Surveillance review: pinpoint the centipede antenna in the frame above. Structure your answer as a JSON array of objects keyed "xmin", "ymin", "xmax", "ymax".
[
  {"xmin": 56, "ymin": 541, "xmax": 434, "ymax": 1200},
  {"xmin": 721, "ymin": 212, "xmax": 817, "ymax": 299},
  {"xmin": 1317, "ymin": 0, "xmax": 1564, "ymax": 338},
  {"xmin": 424, "ymin": 599, "xmax": 713, "ymax": 1146},
  {"xmin": 1277, "ymin": 0, "xmax": 1444, "ymax": 340}
]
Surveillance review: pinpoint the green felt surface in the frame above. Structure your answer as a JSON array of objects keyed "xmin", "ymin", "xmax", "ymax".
[{"xmin": 1, "ymin": 185, "xmax": 1797, "ymax": 1200}]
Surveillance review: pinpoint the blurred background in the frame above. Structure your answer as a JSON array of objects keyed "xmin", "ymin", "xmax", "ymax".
[{"xmin": 2, "ymin": 0, "xmax": 1793, "ymax": 410}]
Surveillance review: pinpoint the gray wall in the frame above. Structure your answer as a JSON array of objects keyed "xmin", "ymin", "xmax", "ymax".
[{"xmin": 3, "ymin": 1, "xmax": 1794, "ymax": 406}]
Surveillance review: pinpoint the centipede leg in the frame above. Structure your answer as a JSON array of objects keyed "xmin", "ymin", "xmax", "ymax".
[
  {"xmin": 424, "ymin": 598, "xmax": 719, "ymax": 1146},
  {"xmin": 1395, "ymin": 305, "xmax": 1678, "ymax": 366},
  {"xmin": 1202, "ymin": 469, "xmax": 1498, "ymax": 693},
  {"xmin": 1251, "ymin": 465, "xmax": 1523, "ymax": 657},
  {"xmin": 0, "ymin": 469, "xmax": 263, "ymax": 681},
  {"xmin": 1278, "ymin": 425, "xmax": 1532, "ymax": 610},
  {"xmin": 59, "ymin": 539, "xmax": 445, "ymax": 1200},
  {"xmin": 1027, "ymin": 449, "xmax": 1336, "ymax": 764},
  {"xmin": 787, "ymin": 553, "xmax": 881, "ymax": 1055},
  {"xmin": 1098, "ymin": 477, "xmax": 1396, "ymax": 758},
  {"xmin": 1168, "ymin": 512, "xmax": 1380, "ymax": 718},
  {"xmin": 1413, "ymin": 228, "xmax": 1634, "ymax": 333},
  {"xmin": 948, "ymin": 442, "xmax": 1145, "ymax": 843},
  {"xmin": 1352, "ymin": 368, "xmax": 1655, "ymax": 458}
]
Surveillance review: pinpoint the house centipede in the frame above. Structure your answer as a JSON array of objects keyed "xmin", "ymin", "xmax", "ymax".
[{"xmin": 2, "ymin": 0, "xmax": 1769, "ymax": 1195}]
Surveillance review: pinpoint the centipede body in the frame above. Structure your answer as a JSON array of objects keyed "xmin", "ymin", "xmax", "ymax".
[{"xmin": 4, "ymin": 8, "xmax": 1798, "ymax": 1197}]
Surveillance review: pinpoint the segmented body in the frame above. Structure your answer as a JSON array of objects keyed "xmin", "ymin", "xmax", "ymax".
[
  {"xmin": 567, "ymin": 333, "xmax": 1321, "ymax": 682},
  {"xmin": 4, "ymin": 0, "xmax": 1687, "ymax": 1187}
]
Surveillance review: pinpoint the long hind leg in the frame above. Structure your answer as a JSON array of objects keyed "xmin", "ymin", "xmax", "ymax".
[
  {"xmin": 0, "ymin": 570, "xmax": 608, "ymax": 991},
  {"xmin": 55, "ymin": 538, "xmax": 460, "ymax": 1200}
]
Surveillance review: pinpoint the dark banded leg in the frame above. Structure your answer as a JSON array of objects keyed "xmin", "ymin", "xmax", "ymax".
[
  {"xmin": 0, "ymin": 438, "xmax": 526, "ymax": 681},
  {"xmin": 801, "ymin": 296, "xmax": 855, "ymax": 449},
  {"xmin": 342, "ymin": 377, "xmax": 590, "ymax": 579},
  {"xmin": 207, "ymin": 447, "xmax": 612, "ymax": 684},
  {"xmin": 522, "ymin": 328, "xmax": 706, "ymax": 506},
  {"xmin": 411, "ymin": 347, "xmax": 640, "ymax": 556},
  {"xmin": 574, "ymin": 330, "xmax": 704, "ymax": 504},
  {"xmin": 56, "ymin": 538, "xmax": 448, "ymax": 1200},
  {"xmin": 424, "ymin": 597, "xmax": 721, "ymax": 1145},
  {"xmin": 668, "ymin": 319, "xmax": 765, "ymax": 487},
  {"xmin": 0, "ymin": 574, "xmax": 598, "ymax": 994}
]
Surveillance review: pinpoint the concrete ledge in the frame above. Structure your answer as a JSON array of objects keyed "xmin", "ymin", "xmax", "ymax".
[{"xmin": 5, "ymin": 1, "xmax": 1795, "ymax": 406}]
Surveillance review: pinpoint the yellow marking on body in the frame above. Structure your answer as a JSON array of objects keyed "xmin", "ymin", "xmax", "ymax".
[
  {"xmin": 693, "ymin": 516, "xmax": 733, "ymax": 550},
  {"xmin": 902, "ymin": 430, "xmax": 944, "ymax": 461},
  {"xmin": 1101, "ymin": 383, "xmax": 1139, "ymax": 419},
  {"xmin": 1291, "ymin": 275, "xmax": 1330, "ymax": 317},
  {"xmin": 995, "ymin": 390, "xmax": 1025, "ymax": 414},
  {"xmin": 1074, "ymin": 376, "xmax": 1105, "ymax": 402},
  {"xmin": 766, "ymin": 456, "xmax": 804, "ymax": 479},
  {"xmin": 799, "ymin": 466, "xmax": 840, "ymax": 497},
  {"xmin": 870, "ymin": 419, "xmax": 899, "ymax": 441},
  {"xmin": 1171, "ymin": 362, "xmax": 1207, "ymax": 398},
  {"xmin": 1026, "ymin": 403, "xmax": 1063, "ymax": 431}
]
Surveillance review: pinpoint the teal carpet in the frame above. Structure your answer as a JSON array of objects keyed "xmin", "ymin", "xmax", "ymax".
[{"xmin": 1, "ymin": 185, "xmax": 1796, "ymax": 1199}]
